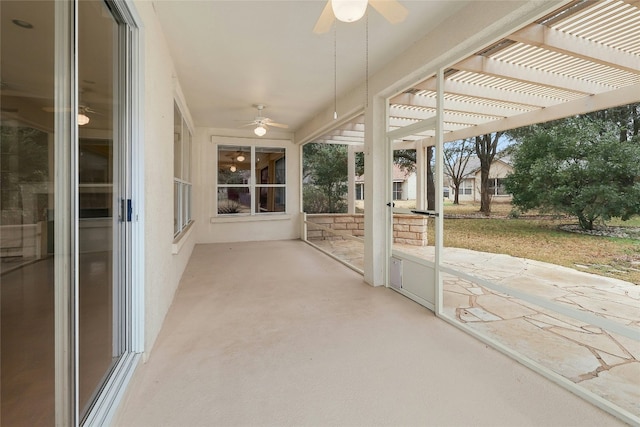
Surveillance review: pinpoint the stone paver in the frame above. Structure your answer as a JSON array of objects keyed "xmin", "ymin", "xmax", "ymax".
[{"xmin": 307, "ymin": 238, "xmax": 640, "ymax": 420}]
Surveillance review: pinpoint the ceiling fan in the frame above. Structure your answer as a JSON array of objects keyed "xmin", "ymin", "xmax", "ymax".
[
  {"xmin": 241, "ymin": 104, "xmax": 289, "ymax": 136},
  {"xmin": 42, "ymin": 104, "xmax": 102, "ymax": 126},
  {"xmin": 313, "ymin": 0, "xmax": 408, "ymax": 34}
]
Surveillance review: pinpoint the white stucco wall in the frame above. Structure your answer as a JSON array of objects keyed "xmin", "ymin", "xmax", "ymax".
[
  {"xmin": 136, "ymin": 0, "xmax": 196, "ymax": 356},
  {"xmin": 193, "ymin": 130, "xmax": 301, "ymax": 243}
]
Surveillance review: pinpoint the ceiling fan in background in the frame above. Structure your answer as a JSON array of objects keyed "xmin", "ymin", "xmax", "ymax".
[
  {"xmin": 42, "ymin": 104, "xmax": 102, "ymax": 126},
  {"xmin": 240, "ymin": 104, "xmax": 289, "ymax": 136},
  {"xmin": 313, "ymin": 0, "xmax": 408, "ymax": 34}
]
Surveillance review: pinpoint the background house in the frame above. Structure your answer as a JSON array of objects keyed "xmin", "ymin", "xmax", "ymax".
[
  {"xmin": 355, "ymin": 164, "xmax": 416, "ymax": 202},
  {"xmin": 446, "ymin": 155, "xmax": 514, "ymax": 203}
]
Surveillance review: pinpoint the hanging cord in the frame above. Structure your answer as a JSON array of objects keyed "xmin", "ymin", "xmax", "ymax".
[
  {"xmin": 334, "ymin": 22, "xmax": 338, "ymax": 120},
  {"xmin": 365, "ymin": 11, "xmax": 369, "ymax": 108}
]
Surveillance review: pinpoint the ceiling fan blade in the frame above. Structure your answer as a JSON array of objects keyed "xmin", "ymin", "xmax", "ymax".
[
  {"xmin": 313, "ymin": 1, "xmax": 335, "ymax": 34},
  {"xmin": 265, "ymin": 121, "xmax": 289, "ymax": 129},
  {"xmin": 369, "ymin": 0, "xmax": 408, "ymax": 24},
  {"xmin": 43, "ymin": 106, "xmax": 72, "ymax": 113}
]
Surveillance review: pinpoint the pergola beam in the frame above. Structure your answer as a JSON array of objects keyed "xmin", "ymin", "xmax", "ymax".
[
  {"xmin": 390, "ymin": 104, "xmax": 501, "ymax": 126},
  {"xmin": 438, "ymin": 82, "xmax": 640, "ymax": 143},
  {"xmin": 509, "ymin": 23, "xmax": 640, "ymax": 75},
  {"xmin": 413, "ymin": 77, "xmax": 568, "ymax": 108},
  {"xmin": 391, "ymin": 92, "xmax": 531, "ymax": 117},
  {"xmin": 453, "ymin": 55, "xmax": 613, "ymax": 94}
]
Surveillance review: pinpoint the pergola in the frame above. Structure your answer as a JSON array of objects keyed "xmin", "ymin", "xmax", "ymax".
[{"xmin": 313, "ymin": 0, "xmax": 640, "ymax": 146}]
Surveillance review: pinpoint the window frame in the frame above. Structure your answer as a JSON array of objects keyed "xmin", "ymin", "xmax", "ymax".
[
  {"xmin": 392, "ymin": 181, "xmax": 403, "ymax": 200},
  {"xmin": 216, "ymin": 144, "xmax": 288, "ymax": 217},
  {"xmin": 173, "ymin": 101, "xmax": 193, "ymax": 238}
]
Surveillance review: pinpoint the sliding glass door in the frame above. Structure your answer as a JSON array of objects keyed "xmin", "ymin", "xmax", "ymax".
[
  {"xmin": 1, "ymin": 0, "xmax": 136, "ymax": 424},
  {"xmin": 77, "ymin": 0, "xmax": 129, "ymax": 420}
]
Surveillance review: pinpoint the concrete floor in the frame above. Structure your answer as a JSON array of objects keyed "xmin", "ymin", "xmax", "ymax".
[{"xmin": 114, "ymin": 240, "xmax": 623, "ymax": 426}]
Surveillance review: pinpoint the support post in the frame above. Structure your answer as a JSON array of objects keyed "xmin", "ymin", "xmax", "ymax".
[
  {"xmin": 434, "ymin": 68, "xmax": 445, "ymax": 315},
  {"xmin": 363, "ymin": 96, "xmax": 389, "ymax": 287},
  {"xmin": 347, "ymin": 145, "xmax": 356, "ymax": 214},
  {"xmin": 415, "ymin": 140, "xmax": 426, "ymax": 210}
]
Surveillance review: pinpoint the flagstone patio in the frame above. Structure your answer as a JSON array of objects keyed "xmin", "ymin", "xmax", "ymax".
[{"xmin": 308, "ymin": 239, "xmax": 640, "ymax": 419}]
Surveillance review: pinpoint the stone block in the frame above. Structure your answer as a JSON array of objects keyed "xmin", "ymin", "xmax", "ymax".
[
  {"xmin": 335, "ymin": 216, "xmax": 355, "ymax": 223},
  {"xmin": 308, "ymin": 216, "xmax": 335, "ymax": 224},
  {"xmin": 396, "ymin": 231, "xmax": 418, "ymax": 239},
  {"xmin": 409, "ymin": 225, "xmax": 427, "ymax": 233}
]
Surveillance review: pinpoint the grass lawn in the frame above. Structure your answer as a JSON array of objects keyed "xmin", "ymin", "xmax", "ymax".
[{"xmin": 427, "ymin": 202, "xmax": 640, "ymax": 285}]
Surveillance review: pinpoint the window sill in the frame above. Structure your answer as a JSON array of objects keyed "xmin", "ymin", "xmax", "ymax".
[
  {"xmin": 210, "ymin": 213, "xmax": 291, "ymax": 224},
  {"xmin": 172, "ymin": 221, "xmax": 194, "ymax": 255}
]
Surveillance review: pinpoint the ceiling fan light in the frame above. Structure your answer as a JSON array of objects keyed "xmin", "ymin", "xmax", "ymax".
[
  {"xmin": 78, "ymin": 113, "xmax": 90, "ymax": 126},
  {"xmin": 254, "ymin": 125, "xmax": 267, "ymax": 137},
  {"xmin": 236, "ymin": 154, "xmax": 245, "ymax": 162},
  {"xmin": 229, "ymin": 165, "xmax": 237, "ymax": 172},
  {"xmin": 331, "ymin": 0, "xmax": 367, "ymax": 23}
]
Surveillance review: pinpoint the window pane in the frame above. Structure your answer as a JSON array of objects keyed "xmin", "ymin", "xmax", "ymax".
[
  {"xmin": 174, "ymin": 103, "xmax": 182, "ymax": 179},
  {"xmin": 174, "ymin": 181, "xmax": 180, "ymax": 234},
  {"xmin": 255, "ymin": 147, "xmax": 285, "ymax": 184},
  {"xmin": 1, "ymin": 1, "xmax": 55, "ymax": 424},
  {"xmin": 218, "ymin": 187, "xmax": 251, "ymax": 214},
  {"xmin": 184, "ymin": 122, "xmax": 191, "ymax": 182},
  {"xmin": 79, "ymin": 139, "xmax": 112, "ymax": 218},
  {"xmin": 218, "ymin": 145, "xmax": 251, "ymax": 184},
  {"xmin": 256, "ymin": 187, "xmax": 285, "ymax": 213},
  {"xmin": 78, "ymin": 0, "xmax": 126, "ymax": 417}
]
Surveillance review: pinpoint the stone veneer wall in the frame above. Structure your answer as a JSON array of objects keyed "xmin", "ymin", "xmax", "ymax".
[{"xmin": 306, "ymin": 213, "xmax": 427, "ymax": 246}]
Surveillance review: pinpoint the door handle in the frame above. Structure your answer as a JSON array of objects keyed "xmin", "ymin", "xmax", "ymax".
[{"xmin": 386, "ymin": 202, "xmax": 395, "ymax": 207}]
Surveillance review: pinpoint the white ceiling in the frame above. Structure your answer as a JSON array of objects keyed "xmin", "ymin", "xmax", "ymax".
[{"xmin": 152, "ymin": 0, "xmax": 468, "ymax": 132}]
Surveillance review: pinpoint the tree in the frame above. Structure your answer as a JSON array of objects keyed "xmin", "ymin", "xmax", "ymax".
[
  {"xmin": 444, "ymin": 138, "xmax": 474, "ymax": 204},
  {"xmin": 303, "ymin": 143, "xmax": 348, "ymax": 213},
  {"xmin": 475, "ymin": 132, "xmax": 502, "ymax": 214},
  {"xmin": 504, "ymin": 116, "xmax": 640, "ymax": 230}
]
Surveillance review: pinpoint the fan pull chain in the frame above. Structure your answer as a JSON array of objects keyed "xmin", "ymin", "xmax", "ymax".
[{"xmin": 334, "ymin": 22, "xmax": 338, "ymax": 120}]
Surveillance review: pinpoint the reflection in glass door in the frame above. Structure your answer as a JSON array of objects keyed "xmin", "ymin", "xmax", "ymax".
[
  {"xmin": 1, "ymin": 1, "xmax": 56, "ymax": 424},
  {"xmin": 77, "ymin": 0, "xmax": 128, "ymax": 420}
]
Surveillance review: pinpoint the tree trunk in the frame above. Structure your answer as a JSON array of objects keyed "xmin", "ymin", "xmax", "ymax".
[
  {"xmin": 453, "ymin": 184, "xmax": 460, "ymax": 204},
  {"xmin": 426, "ymin": 146, "xmax": 435, "ymax": 210},
  {"xmin": 474, "ymin": 133, "xmax": 501, "ymax": 215}
]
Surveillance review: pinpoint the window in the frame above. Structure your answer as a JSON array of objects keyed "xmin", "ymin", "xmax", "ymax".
[
  {"xmin": 489, "ymin": 178, "xmax": 507, "ymax": 196},
  {"xmin": 355, "ymin": 183, "xmax": 364, "ymax": 200},
  {"xmin": 461, "ymin": 180, "xmax": 473, "ymax": 195},
  {"xmin": 393, "ymin": 181, "xmax": 403, "ymax": 200},
  {"xmin": 174, "ymin": 102, "xmax": 192, "ymax": 236},
  {"xmin": 217, "ymin": 145, "xmax": 286, "ymax": 215}
]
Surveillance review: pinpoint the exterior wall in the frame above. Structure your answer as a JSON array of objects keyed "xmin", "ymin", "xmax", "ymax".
[
  {"xmin": 307, "ymin": 214, "xmax": 427, "ymax": 246},
  {"xmin": 306, "ymin": 214, "xmax": 365, "ymax": 240},
  {"xmin": 193, "ymin": 131, "xmax": 301, "ymax": 243},
  {"xmin": 448, "ymin": 177, "xmax": 476, "ymax": 203},
  {"xmin": 472, "ymin": 160, "xmax": 513, "ymax": 203},
  {"xmin": 406, "ymin": 173, "xmax": 417, "ymax": 200},
  {"xmin": 447, "ymin": 160, "xmax": 513, "ymax": 203},
  {"xmin": 136, "ymin": 0, "xmax": 197, "ymax": 356}
]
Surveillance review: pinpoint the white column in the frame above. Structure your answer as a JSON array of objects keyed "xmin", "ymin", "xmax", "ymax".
[
  {"xmin": 363, "ymin": 96, "xmax": 389, "ymax": 287},
  {"xmin": 347, "ymin": 145, "xmax": 356, "ymax": 214},
  {"xmin": 434, "ymin": 68, "xmax": 445, "ymax": 315},
  {"xmin": 415, "ymin": 140, "xmax": 426, "ymax": 210}
]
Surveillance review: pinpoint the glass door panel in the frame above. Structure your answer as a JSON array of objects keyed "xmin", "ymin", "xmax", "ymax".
[
  {"xmin": 1, "ymin": 1, "xmax": 56, "ymax": 424},
  {"xmin": 77, "ymin": 0, "xmax": 125, "ymax": 418}
]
